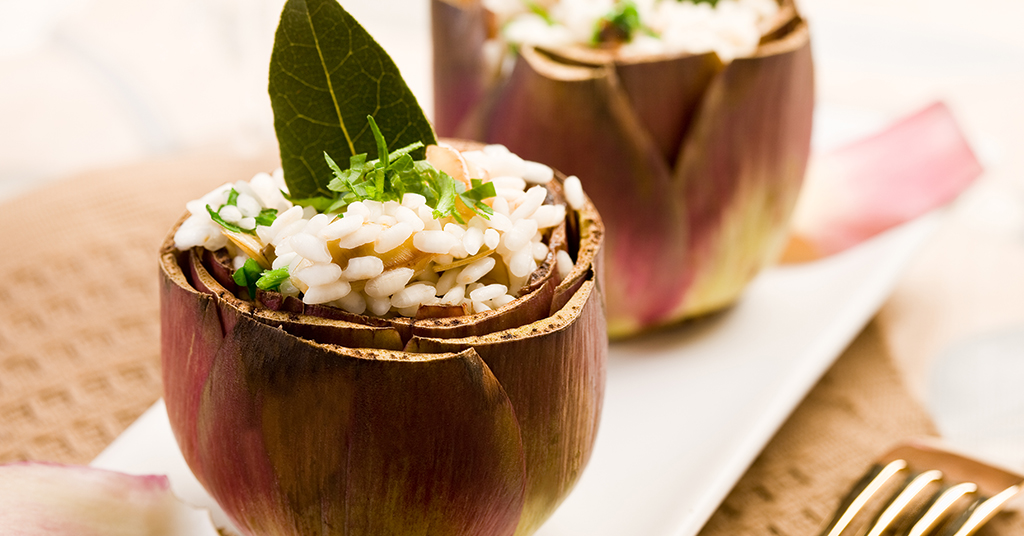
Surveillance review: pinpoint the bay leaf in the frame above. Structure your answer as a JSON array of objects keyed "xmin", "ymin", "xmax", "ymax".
[{"xmin": 270, "ymin": 0, "xmax": 437, "ymax": 200}]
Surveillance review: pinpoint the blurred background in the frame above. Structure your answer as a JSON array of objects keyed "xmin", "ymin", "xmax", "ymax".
[{"xmin": 2, "ymin": 0, "xmax": 1023, "ymax": 465}]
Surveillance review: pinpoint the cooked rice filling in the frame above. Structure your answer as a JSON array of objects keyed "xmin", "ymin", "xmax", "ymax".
[{"xmin": 175, "ymin": 144, "xmax": 586, "ymax": 318}]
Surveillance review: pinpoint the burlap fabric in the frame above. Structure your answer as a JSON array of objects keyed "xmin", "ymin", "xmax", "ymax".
[{"xmin": 0, "ymin": 152, "xmax": 1019, "ymax": 533}]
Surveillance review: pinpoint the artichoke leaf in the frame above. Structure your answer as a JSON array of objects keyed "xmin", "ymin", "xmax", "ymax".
[
  {"xmin": 407, "ymin": 278, "xmax": 606, "ymax": 536},
  {"xmin": 476, "ymin": 44, "xmax": 689, "ymax": 337},
  {"xmin": 669, "ymin": 19, "xmax": 814, "ymax": 318}
]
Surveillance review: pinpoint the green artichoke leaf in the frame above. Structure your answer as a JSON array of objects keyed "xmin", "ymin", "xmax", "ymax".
[{"xmin": 270, "ymin": 0, "xmax": 437, "ymax": 200}]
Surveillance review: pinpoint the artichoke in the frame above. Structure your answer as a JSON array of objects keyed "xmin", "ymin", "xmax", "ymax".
[
  {"xmin": 432, "ymin": 0, "xmax": 815, "ymax": 337},
  {"xmin": 160, "ymin": 162, "xmax": 606, "ymax": 536}
]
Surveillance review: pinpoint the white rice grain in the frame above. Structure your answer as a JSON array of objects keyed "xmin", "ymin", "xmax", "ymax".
[
  {"xmin": 532, "ymin": 241, "xmax": 549, "ymax": 261},
  {"xmin": 321, "ymin": 214, "xmax": 364, "ymax": 240},
  {"xmin": 487, "ymin": 212, "xmax": 512, "ymax": 232},
  {"xmin": 510, "ymin": 185, "xmax": 547, "ymax": 221},
  {"xmin": 391, "ymin": 283, "xmax": 436, "ymax": 309},
  {"xmin": 503, "ymin": 218, "xmax": 539, "ymax": 252},
  {"xmin": 346, "ymin": 201, "xmax": 371, "ymax": 218},
  {"xmin": 470, "ymin": 284, "xmax": 507, "ymax": 302},
  {"xmin": 293, "ymin": 263, "xmax": 343, "ymax": 287},
  {"xmin": 564, "ymin": 176, "xmax": 585, "ymax": 210},
  {"xmin": 402, "ymin": 193, "xmax": 427, "ymax": 209},
  {"xmin": 522, "ymin": 161, "xmax": 554, "ymax": 184},
  {"xmin": 273, "ymin": 251, "xmax": 298, "ymax": 271},
  {"xmin": 473, "ymin": 301, "xmax": 492, "ymax": 314},
  {"xmin": 219, "ymin": 205, "xmax": 243, "ymax": 223},
  {"xmin": 236, "ymin": 194, "xmax": 263, "ymax": 218},
  {"xmin": 441, "ymin": 285, "xmax": 466, "ymax": 305},
  {"xmin": 490, "ymin": 294, "xmax": 515, "ymax": 309},
  {"xmin": 394, "ymin": 206, "xmax": 425, "ymax": 231},
  {"xmin": 270, "ymin": 205, "xmax": 304, "ymax": 234},
  {"xmin": 342, "ymin": 256, "xmax": 384, "ymax": 281},
  {"xmin": 365, "ymin": 268, "xmax": 415, "ymax": 298},
  {"xmin": 435, "ymin": 268, "xmax": 462, "ymax": 295},
  {"xmin": 366, "ymin": 294, "xmax": 392, "ymax": 316},
  {"xmin": 484, "ymin": 229, "xmax": 500, "ymax": 250},
  {"xmin": 303, "ymin": 280, "xmax": 351, "ymax": 305},
  {"xmin": 304, "ymin": 213, "xmax": 331, "ymax": 235},
  {"xmin": 333, "ymin": 290, "xmax": 367, "ymax": 315},
  {"xmin": 336, "ymin": 223, "xmax": 382, "ymax": 249},
  {"xmin": 290, "ymin": 233, "xmax": 332, "ymax": 263},
  {"xmin": 414, "ymin": 230, "xmax": 459, "ymax": 254},
  {"xmin": 509, "ymin": 248, "xmax": 534, "ymax": 278},
  {"xmin": 556, "ymin": 249, "xmax": 574, "ymax": 279},
  {"xmin": 490, "ymin": 176, "xmax": 527, "ymax": 192},
  {"xmin": 531, "ymin": 204, "xmax": 566, "ymax": 228},
  {"xmin": 463, "ymin": 227, "xmax": 485, "ymax": 255},
  {"xmin": 375, "ymin": 222, "xmax": 414, "ymax": 254},
  {"xmin": 272, "ymin": 220, "xmax": 307, "ymax": 247},
  {"xmin": 457, "ymin": 256, "xmax": 496, "ymax": 285}
]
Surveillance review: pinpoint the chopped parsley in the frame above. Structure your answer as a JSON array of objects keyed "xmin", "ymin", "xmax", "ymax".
[
  {"xmin": 206, "ymin": 204, "xmax": 245, "ymax": 234},
  {"xmin": 291, "ymin": 115, "xmax": 495, "ymax": 224},
  {"xmin": 232, "ymin": 261, "xmax": 289, "ymax": 297},
  {"xmin": 256, "ymin": 267, "xmax": 290, "ymax": 291},
  {"xmin": 526, "ymin": 1, "xmax": 555, "ymax": 25},
  {"xmin": 594, "ymin": 1, "xmax": 644, "ymax": 44},
  {"xmin": 207, "ymin": 188, "xmax": 278, "ymax": 235},
  {"xmin": 232, "ymin": 258, "xmax": 263, "ymax": 297}
]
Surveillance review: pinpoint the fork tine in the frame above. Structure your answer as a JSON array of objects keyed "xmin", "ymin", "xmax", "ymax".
[
  {"xmin": 938, "ymin": 484, "xmax": 1024, "ymax": 536},
  {"xmin": 904, "ymin": 482, "xmax": 978, "ymax": 536},
  {"xmin": 863, "ymin": 470, "xmax": 943, "ymax": 536},
  {"xmin": 818, "ymin": 459, "xmax": 908, "ymax": 536}
]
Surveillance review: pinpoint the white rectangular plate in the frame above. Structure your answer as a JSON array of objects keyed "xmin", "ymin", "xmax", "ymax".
[{"xmin": 92, "ymin": 211, "xmax": 939, "ymax": 535}]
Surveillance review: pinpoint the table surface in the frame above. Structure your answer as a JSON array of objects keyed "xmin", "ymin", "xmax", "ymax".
[{"xmin": 2, "ymin": 0, "xmax": 1024, "ymax": 519}]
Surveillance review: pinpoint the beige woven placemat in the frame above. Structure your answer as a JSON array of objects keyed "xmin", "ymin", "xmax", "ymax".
[{"xmin": 0, "ymin": 152, "xmax": 1019, "ymax": 533}]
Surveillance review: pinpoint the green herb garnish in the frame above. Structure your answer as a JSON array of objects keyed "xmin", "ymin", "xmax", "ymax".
[
  {"xmin": 269, "ymin": 0, "xmax": 437, "ymax": 200},
  {"xmin": 689, "ymin": 0, "xmax": 720, "ymax": 6},
  {"xmin": 296, "ymin": 116, "xmax": 495, "ymax": 223},
  {"xmin": 206, "ymin": 204, "xmax": 246, "ymax": 234},
  {"xmin": 254, "ymin": 208, "xmax": 278, "ymax": 227},
  {"xmin": 207, "ymin": 190, "xmax": 277, "ymax": 234},
  {"xmin": 256, "ymin": 267, "xmax": 290, "ymax": 291},
  {"xmin": 232, "ymin": 258, "xmax": 263, "ymax": 298},
  {"xmin": 526, "ymin": 1, "xmax": 555, "ymax": 25},
  {"xmin": 593, "ymin": 1, "xmax": 645, "ymax": 44}
]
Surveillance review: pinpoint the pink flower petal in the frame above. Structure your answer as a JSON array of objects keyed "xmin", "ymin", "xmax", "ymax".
[
  {"xmin": 785, "ymin": 101, "xmax": 983, "ymax": 261},
  {"xmin": 0, "ymin": 462, "xmax": 220, "ymax": 535}
]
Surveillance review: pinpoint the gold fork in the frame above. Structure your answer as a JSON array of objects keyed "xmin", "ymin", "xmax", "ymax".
[{"xmin": 818, "ymin": 440, "xmax": 1023, "ymax": 536}]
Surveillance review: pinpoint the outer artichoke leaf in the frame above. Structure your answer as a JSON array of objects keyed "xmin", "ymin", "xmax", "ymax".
[
  {"xmin": 541, "ymin": 45, "xmax": 724, "ymax": 167},
  {"xmin": 406, "ymin": 278, "xmax": 606, "ymax": 536},
  {"xmin": 670, "ymin": 19, "xmax": 814, "ymax": 319},
  {"xmin": 479, "ymin": 45, "xmax": 689, "ymax": 337},
  {"xmin": 431, "ymin": 0, "xmax": 490, "ymax": 137},
  {"xmin": 783, "ymin": 101, "xmax": 982, "ymax": 261},
  {"xmin": 613, "ymin": 53, "xmax": 724, "ymax": 166},
  {"xmin": 0, "ymin": 463, "xmax": 219, "ymax": 535}
]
